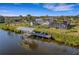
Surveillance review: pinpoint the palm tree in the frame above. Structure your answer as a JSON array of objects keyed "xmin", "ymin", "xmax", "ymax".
[
  {"xmin": 26, "ymin": 14, "xmax": 31, "ymax": 21},
  {"xmin": 26, "ymin": 14, "xmax": 36, "ymax": 26},
  {"xmin": 19, "ymin": 15, "xmax": 23, "ymax": 22}
]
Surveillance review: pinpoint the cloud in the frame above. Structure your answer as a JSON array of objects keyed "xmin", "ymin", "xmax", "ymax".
[
  {"xmin": 0, "ymin": 10, "xmax": 9, "ymax": 13},
  {"xmin": 43, "ymin": 3, "xmax": 75, "ymax": 11},
  {"xmin": 0, "ymin": 13, "xmax": 19, "ymax": 16},
  {"xmin": 13, "ymin": 3, "xmax": 22, "ymax": 5},
  {"xmin": 32, "ymin": 3, "xmax": 40, "ymax": 5}
]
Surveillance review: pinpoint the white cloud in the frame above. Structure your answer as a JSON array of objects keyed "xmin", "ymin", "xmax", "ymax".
[
  {"xmin": 13, "ymin": 3, "xmax": 22, "ymax": 5},
  {"xmin": 43, "ymin": 4, "xmax": 75, "ymax": 11},
  {"xmin": 0, "ymin": 14, "xmax": 19, "ymax": 16},
  {"xmin": 32, "ymin": 3, "xmax": 40, "ymax": 5},
  {"xmin": 0, "ymin": 9, "xmax": 10, "ymax": 13}
]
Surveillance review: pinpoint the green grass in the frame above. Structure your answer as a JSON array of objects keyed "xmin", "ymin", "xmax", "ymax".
[
  {"xmin": 0, "ymin": 23, "xmax": 6, "ymax": 29},
  {"xmin": 0, "ymin": 23, "xmax": 30, "ymax": 34},
  {"xmin": 0, "ymin": 23, "xmax": 24, "ymax": 34},
  {"xmin": 35, "ymin": 27, "xmax": 79, "ymax": 47},
  {"xmin": 0, "ymin": 23, "xmax": 79, "ymax": 47}
]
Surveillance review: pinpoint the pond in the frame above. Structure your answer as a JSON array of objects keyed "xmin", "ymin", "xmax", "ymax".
[{"xmin": 0, "ymin": 29, "xmax": 79, "ymax": 55}]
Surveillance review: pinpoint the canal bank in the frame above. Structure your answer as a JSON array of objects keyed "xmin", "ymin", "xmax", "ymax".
[
  {"xmin": 0, "ymin": 29, "xmax": 79, "ymax": 55},
  {"xmin": 0, "ymin": 23, "xmax": 79, "ymax": 47}
]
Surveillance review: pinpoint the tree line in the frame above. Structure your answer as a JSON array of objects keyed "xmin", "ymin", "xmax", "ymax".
[{"xmin": 0, "ymin": 14, "xmax": 79, "ymax": 24}]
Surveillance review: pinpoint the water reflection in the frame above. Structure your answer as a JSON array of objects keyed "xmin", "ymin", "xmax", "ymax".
[
  {"xmin": 21, "ymin": 40, "xmax": 38, "ymax": 50},
  {"xmin": 20, "ymin": 36, "xmax": 79, "ymax": 55},
  {"xmin": 0, "ymin": 30, "xmax": 28, "ymax": 55},
  {"xmin": 0, "ymin": 29, "xmax": 79, "ymax": 55}
]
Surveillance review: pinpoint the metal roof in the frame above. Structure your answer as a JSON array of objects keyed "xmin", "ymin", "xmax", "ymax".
[{"xmin": 16, "ymin": 27, "xmax": 35, "ymax": 32}]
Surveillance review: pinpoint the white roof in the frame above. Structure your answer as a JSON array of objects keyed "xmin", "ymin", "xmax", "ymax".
[{"xmin": 16, "ymin": 27, "xmax": 35, "ymax": 32}]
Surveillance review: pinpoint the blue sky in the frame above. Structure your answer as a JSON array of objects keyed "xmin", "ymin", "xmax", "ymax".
[{"xmin": 0, "ymin": 3, "xmax": 79, "ymax": 16}]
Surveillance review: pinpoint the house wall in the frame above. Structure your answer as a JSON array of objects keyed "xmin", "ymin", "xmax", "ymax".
[{"xmin": 49, "ymin": 20, "xmax": 70, "ymax": 29}]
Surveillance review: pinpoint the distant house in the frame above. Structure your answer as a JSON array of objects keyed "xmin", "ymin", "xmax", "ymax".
[
  {"xmin": 49, "ymin": 20, "xmax": 71, "ymax": 29},
  {"xmin": 41, "ymin": 21, "xmax": 49, "ymax": 25},
  {"xmin": 35, "ymin": 18, "xmax": 44, "ymax": 25},
  {"xmin": 35, "ymin": 18, "xmax": 50, "ymax": 25},
  {"xmin": 5, "ymin": 16, "xmax": 24, "ymax": 24}
]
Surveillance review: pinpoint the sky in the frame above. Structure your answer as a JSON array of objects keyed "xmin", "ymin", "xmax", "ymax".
[{"xmin": 0, "ymin": 3, "xmax": 79, "ymax": 16}]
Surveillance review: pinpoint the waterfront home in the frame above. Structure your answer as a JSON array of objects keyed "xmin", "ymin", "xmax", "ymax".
[
  {"xmin": 41, "ymin": 21, "xmax": 49, "ymax": 25},
  {"xmin": 49, "ymin": 20, "xmax": 71, "ymax": 29},
  {"xmin": 35, "ymin": 18, "xmax": 50, "ymax": 25},
  {"xmin": 35, "ymin": 18, "xmax": 44, "ymax": 25}
]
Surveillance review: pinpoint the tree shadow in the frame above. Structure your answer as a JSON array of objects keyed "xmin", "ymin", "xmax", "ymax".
[{"xmin": 67, "ymin": 24, "xmax": 76, "ymax": 29}]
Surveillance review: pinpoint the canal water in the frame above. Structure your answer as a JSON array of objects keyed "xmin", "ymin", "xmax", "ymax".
[{"xmin": 0, "ymin": 29, "xmax": 79, "ymax": 55}]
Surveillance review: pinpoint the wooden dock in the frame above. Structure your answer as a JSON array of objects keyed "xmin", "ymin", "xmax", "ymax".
[{"xmin": 31, "ymin": 31, "xmax": 54, "ymax": 39}]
